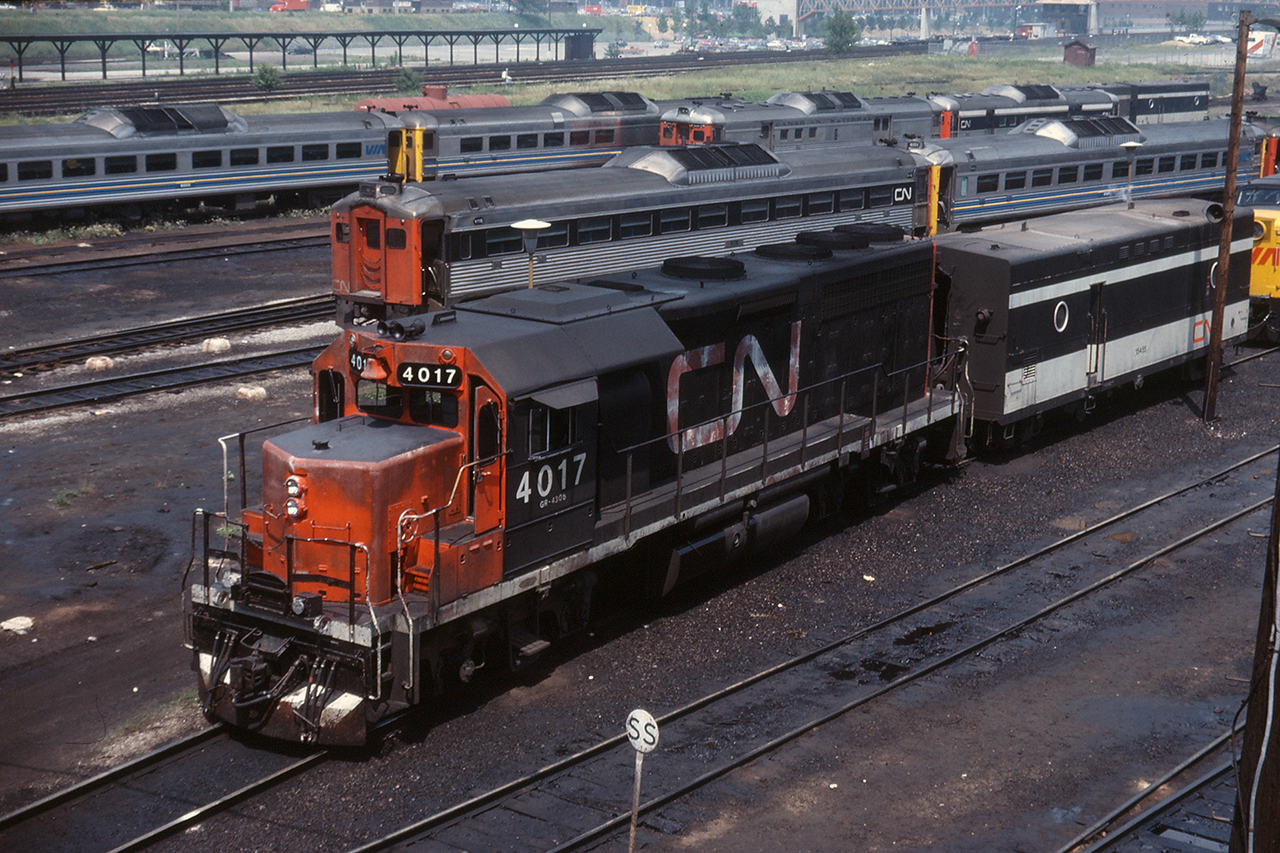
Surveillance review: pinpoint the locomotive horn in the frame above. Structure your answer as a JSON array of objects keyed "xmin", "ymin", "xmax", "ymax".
[{"xmin": 391, "ymin": 319, "xmax": 426, "ymax": 341}]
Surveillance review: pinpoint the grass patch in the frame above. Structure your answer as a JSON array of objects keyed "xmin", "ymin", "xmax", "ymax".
[
  {"xmin": 0, "ymin": 200, "xmax": 328, "ymax": 249},
  {"xmin": 100, "ymin": 686, "xmax": 203, "ymax": 746},
  {"xmin": 504, "ymin": 55, "xmax": 1216, "ymax": 103},
  {"xmin": 52, "ymin": 480, "xmax": 96, "ymax": 507}
]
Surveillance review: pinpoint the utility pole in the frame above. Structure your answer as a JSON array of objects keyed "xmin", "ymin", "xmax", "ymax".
[
  {"xmin": 1204, "ymin": 9, "xmax": 1253, "ymax": 422},
  {"xmin": 1229, "ymin": 462, "xmax": 1280, "ymax": 852}
]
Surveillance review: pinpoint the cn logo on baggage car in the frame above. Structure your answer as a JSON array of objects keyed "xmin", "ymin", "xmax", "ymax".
[{"xmin": 1193, "ymin": 315, "xmax": 1212, "ymax": 344}]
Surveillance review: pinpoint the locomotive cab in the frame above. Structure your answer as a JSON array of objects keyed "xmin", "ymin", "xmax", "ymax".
[
  {"xmin": 387, "ymin": 120, "xmax": 439, "ymax": 182},
  {"xmin": 332, "ymin": 184, "xmax": 448, "ymax": 324},
  {"xmin": 188, "ymin": 300, "xmax": 649, "ymax": 744},
  {"xmin": 660, "ymin": 104, "xmax": 723, "ymax": 145}
]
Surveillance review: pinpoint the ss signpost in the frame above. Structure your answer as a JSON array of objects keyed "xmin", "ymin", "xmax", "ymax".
[{"xmin": 625, "ymin": 708, "xmax": 659, "ymax": 853}]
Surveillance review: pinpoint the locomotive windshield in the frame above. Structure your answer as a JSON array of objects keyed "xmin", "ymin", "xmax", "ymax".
[
  {"xmin": 1238, "ymin": 184, "xmax": 1280, "ymax": 207},
  {"xmin": 355, "ymin": 378, "xmax": 459, "ymax": 427}
]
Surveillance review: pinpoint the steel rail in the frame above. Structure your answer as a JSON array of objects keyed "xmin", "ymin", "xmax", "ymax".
[
  {"xmin": 1070, "ymin": 762, "xmax": 1237, "ymax": 853},
  {"xmin": 0, "ymin": 236, "xmax": 331, "ymax": 278},
  {"xmin": 0, "ymin": 709, "xmax": 410, "ymax": 852},
  {"xmin": 1052, "ymin": 728, "xmax": 1241, "ymax": 853},
  {"xmin": 1230, "ymin": 344, "xmax": 1280, "ymax": 367},
  {"xmin": 105, "ymin": 751, "xmax": 329, "ymax": 853},
  {"xmin": 0, "ymin": 727, "xmax": 226, "ymax": 831},
  {"xmin": 545, "ymin": 493, "xmax": 1277, "ymax": 852},
  {"xmin": 0, "ymin": 345, "xmax": 323, "ymax": 419},
  {"xmin": 1, "ymin": 296, "xmax": 332, "ymax": 375}
]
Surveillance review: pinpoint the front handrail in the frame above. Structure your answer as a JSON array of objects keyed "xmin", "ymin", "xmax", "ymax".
[
  {"xmin": 217, "ymin": 416, "xmax": 310, "ymax": 520},
  {"xmin": 393, "ymin": 453, "xmax": 479, "ymax": 624},
  {"xmin": 284, "ymin": 535, "xmax": 371, "ymax": 641}
]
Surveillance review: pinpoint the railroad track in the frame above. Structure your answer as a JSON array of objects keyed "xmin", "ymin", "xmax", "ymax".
[
  {"xmin": 0, "ymin": 726, "xmax": 327, "ymax": 853},
  {"xmin": 0, "ymin": 234, "xmax": 330, "ymax": 277},
  {"xmin": 1055, "ymin": 732, "xmax": 1240, "ymax": 853},
  {"xmin": 2, "ymin": 45, "xmax": 916, "ymax": 115},
  {"xmin": 0, "ymin": 356, "xmax": 1268, "ymax": 848},
  {"xmin": 0, "ymin": 345, "xmax": 323, "ymax": 419},
  {"xmin": 1084, "ymin": 763, "xmax": 1239, "ymax": 852},
  {"xmin": 0, "ymin": 295, "xmax": 333, "ymax": 377},
  {"xmin": 343, "ymin": 443, "xmax": 1278, "ymax": 852},
  {"xmin": 0, "ymin": 222, "xmax": 329, "ymax": 278},
  {"xmin": 6, "ymin": 442, "xmax": 1257, "ymax": 852}
]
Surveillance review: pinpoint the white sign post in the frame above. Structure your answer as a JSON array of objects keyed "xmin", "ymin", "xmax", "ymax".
[{"xmin": 625, "ymin": 708, "xmax": 659, "ymax": 853}]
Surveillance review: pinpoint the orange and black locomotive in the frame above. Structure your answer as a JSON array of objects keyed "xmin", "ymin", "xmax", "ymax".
[{"xmin": 189, "ymin": 227, "xmax": 961, "ymax": 744}]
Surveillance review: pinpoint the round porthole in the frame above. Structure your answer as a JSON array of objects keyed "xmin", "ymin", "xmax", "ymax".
[{"xmin": 1054, "ymin": 300, "xmax": 1069, "ymax": 333}]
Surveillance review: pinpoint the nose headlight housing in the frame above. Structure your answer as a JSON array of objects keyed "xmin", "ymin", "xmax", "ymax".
[{"xmin": 283, "ymin": 475, "xmax": 306, "ymax": 519}]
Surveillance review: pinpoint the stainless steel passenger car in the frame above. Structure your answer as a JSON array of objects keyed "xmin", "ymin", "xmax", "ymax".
[
  {"xmin": 336, "ymin": 115, "xmax": 1267, "ymax": 324},
  {"xmin": 657, "ymin": 82, "xmax": 1200, "ymax": 150},
  {"xmin": 0, "ymin": 104, "xmax": 401, "ymax": 217},
  {"xmin": 394, "ymin": 91, "xmax": 667, "ymax": 179},
  {"xmin": 922, "ymin": 116, "xmax": 1262, "ymax": 228},
  {"xmin": 658, "ymin": 91, "xmax": 938, "ymax": 148},
  {"xmin": 928, "ymin": 83, "xmax": 1118, "ymax": 135},
  {"xmin": 332, "ymin": 142, "xmax": 928, "ymax": 322}
]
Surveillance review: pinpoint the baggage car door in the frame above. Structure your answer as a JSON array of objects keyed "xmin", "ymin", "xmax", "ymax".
[{"xmin": 1086, "ymin": 282, "xmax": 1106, "ymax": 386}]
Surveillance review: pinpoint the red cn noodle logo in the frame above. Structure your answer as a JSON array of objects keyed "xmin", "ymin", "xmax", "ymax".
[{"xmin": 666, "ymin": 322, "xmax": 801, "ymax": 453}]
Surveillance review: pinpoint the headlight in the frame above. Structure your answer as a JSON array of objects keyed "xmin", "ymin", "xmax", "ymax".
[
  {"xmin": 285, "ymin": 498, "xmax": 302, "ymax": 518},
  {"xmin": 285, "ymin": 477, "xmax": 304, "ymax": 497},
  {"xmin": 291, "ymin": 593, "xmax": 322, "ymax": 618}
]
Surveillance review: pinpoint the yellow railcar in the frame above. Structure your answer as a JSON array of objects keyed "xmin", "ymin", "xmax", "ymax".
[{"xmin": 1240, "ymin": 181, "xmax": 1280, "ymax": 340}]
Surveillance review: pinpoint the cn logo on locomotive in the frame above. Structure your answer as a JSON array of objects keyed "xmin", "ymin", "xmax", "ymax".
[{"xmin": 666, "ymin": 322, "xmax": 801, "ymax": 453}]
